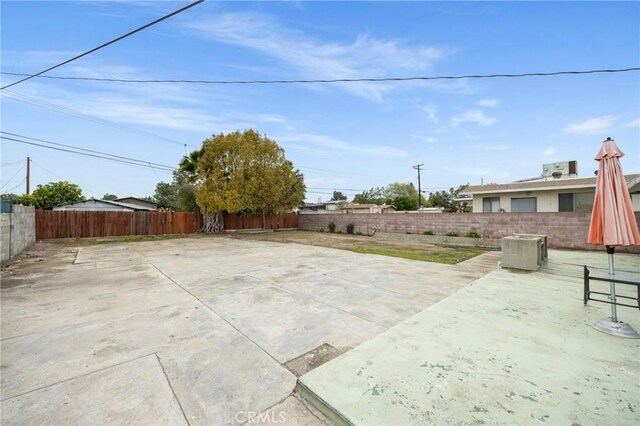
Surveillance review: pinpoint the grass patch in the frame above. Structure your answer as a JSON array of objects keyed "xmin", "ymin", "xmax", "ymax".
[{"xmin": 352, "ymin": 247, "xmax": 484, "ymax": 264}]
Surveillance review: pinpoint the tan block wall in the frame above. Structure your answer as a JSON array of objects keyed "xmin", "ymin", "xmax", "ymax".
[{"xmin": 298, "ymin": 211, "xmax": 640, "ymax": 253}]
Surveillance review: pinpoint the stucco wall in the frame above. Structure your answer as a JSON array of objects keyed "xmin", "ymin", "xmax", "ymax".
[
  {"xmin": 1, "ymin": 205, "xmax": 36, "ymax": 263},
  {"xmin": 298, "ymin": 211, "xmax": 640, "ymax": 253}
]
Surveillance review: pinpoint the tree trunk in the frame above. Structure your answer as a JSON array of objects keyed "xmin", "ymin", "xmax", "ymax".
[{"xmin": 202, "ymin": 212, "xmax": 224, "ymax": 233}]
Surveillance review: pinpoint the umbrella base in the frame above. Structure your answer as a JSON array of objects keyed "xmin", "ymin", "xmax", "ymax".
[{"xmin": 593, "ymin": 317, "xmax": 640, "ymax": 339}]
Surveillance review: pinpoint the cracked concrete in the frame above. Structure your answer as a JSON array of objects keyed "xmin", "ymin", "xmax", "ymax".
[{"xmin": 1, "ymin": 235, "xmax": 499, "ymax": 424}]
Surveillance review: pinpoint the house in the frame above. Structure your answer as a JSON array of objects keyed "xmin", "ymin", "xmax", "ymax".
[
  {"xmin": 52, "ymin": 198, "xmax": 158, "ymax": 211},
  {"xmin": 464, "ymin": 173, "xmax": 640, "ymax": 213},
  {"xmin": 341, "ymin": 203, "xmax": 396, "ymax": 214},
  {"xmin": 114, "ymin": 197, "xmax": 157, "ymax": 210}
]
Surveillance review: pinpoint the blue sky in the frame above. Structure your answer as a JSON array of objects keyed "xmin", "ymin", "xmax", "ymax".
[{"xmin": 2, "ymin": 1, "xmax": 639, "ymax": 201}]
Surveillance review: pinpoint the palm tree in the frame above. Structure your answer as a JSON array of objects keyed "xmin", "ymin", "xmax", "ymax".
[{"xmin": 178, "ymin": 148, "xmax": 204, "ymax": 183}]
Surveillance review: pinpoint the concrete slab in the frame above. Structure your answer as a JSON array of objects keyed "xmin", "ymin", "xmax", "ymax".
[
  {"xmin": 1, "ymin": 354, "xmax": 187, "ymax": 426},
  {"xmin": 1, "ymin": 236, "xmax": 500, "ymax": 424},
  {"xmin": 250, "ymin": 394, "xmax": 329, "ymax": 425},
  {"xmin": 205, "ymin": 285, "xmax": 385, "ymax": 363},
  {"xmin": 299, "ymin": 250, "xmax": 640, "ymax": 425}
]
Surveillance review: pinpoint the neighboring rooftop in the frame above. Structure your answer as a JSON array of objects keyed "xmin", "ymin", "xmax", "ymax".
[{"xmin": 465, "ymin": 173, "xmax": 640, "ymax": 194}]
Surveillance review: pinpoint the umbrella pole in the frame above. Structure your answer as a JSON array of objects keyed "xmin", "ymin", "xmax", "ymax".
[
  {"xmin": 607, "ymin": 246, "xmax": 618, "ymax": 323},
  {"xmin": 592, "ymin": 245, "xmax": 639, "ymax": 338}
]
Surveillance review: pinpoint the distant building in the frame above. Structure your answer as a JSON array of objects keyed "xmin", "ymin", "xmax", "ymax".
[
  {"xmin": 52, "ymin": 198, "xmax": 158, "ymax": 211},
  {"xmin": 114, "ymin": 197, "xmax": 157, "ymax": 210},
  {"xmin": 299, "ymin": 201, "xmax": 396, "ymax": 214}
]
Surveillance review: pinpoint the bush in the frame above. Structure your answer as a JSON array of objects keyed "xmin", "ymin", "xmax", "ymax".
[
  {"xmin": 328, "ymin": 222, "xmax": 336, "ymax": 233},
  {"xmin": 423, "ymin": 230, "xmax": 434, "ymax": 235},
  {"xmin": 466, "ymin": 231, "xmax": 480, "ymax": 238},
  {"xmin": 318, "ymin": 228, "xmax": 325, "ymax": 233},
  {"xmin": 446, "ymin": 231, "xmax": 459, "ymax": 237},
  {"xmin": 346, "ymin": 223, "xmax": 355, "ymax": 235}
]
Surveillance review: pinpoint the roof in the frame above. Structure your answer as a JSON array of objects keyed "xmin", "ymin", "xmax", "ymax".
[
  {"xmin": 464, "ymin": 173, "xmax": 640, "ymax": 195},
  {"xmin": 342, "ymin": 203, "xmax": 395, "ymax": 209},
  {"xmin": 52, "ymin": 199, "xmax": 156, "ymax": 211},
  {"xmin": 114, "ymin": 197, "xmax": 157, "ymax": 207}
]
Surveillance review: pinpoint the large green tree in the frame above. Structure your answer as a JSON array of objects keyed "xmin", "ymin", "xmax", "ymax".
[
  {"xmin": 352, "ymin": 182, "xmax": 427, "ymax": 210},
  {"xmin": 153, "ymin": 171, "xmax": 198, "ymax": 212},
  {"xmin": 31, "ymin": 181, "xmax": 84, "ymax": 208},
  {"xmin": 428, "ymin": 184, "xmax": 469, "ymax": 212},
  {"xmin": 178, "ymin": 148, "xmax": 204, "ymax": 183},
  {"xmin": 331, "ymin": 191, "xmax": 347, "ymax": 201},
  {"xmin": 196, "ymin": 130, "xmax": 306, "ymax": 232}
]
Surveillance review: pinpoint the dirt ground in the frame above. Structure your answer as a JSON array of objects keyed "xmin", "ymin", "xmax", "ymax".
[{"xmin": 227, "ymin": 230, "xmax": 488, "ymax": 264}]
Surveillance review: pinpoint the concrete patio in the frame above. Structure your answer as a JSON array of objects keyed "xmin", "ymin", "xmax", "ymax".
[
  {"xmin": 299, "ymin": 249, "xmax": 640, "ymax": 425},
  {"xmin": 0, "ymin": 236, "xmax": 499, "ymax": 425}
]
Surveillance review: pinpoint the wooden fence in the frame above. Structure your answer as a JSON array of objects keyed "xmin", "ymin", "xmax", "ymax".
[
  {"xmin": 35, "ymin": 210, "xmax": 298, "ymax": 239},
  {"xmin": 223, "ymin": 212, "xmax": 298, "ymax": 230},
  {"xmin": 36, "ymin": 210, "xmax": 203, "ymax": 239}
]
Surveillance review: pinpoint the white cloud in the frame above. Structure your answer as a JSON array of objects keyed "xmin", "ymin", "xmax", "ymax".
[
  {"xmin": 450, "ymin": 109, "xmax": 496, "ymax": 127},
  {"xmin": 278, "ymin": 133, "xmax": 406, "ymax": 158},
  {"xmin": 423, "ymin": 104, "xmax": 438, "ymax": 124},
  {"xmin": 477, "ymin": 98, "xmax": 500, "ymax": 108},
  {"xmin": 623, "ymin": 117, "xmax": 640, "ymax": 128},
  {"xmin": 541, "ymin": 147, "xmax": 556, "ymax": 157},
  {"xmin": 410, "ymin": 134, "xmax": 438, "ymax": 144},
  {"xmin": 185, "ymin": 12, "xmax": 451, "ymax": 101},
  {"xmin": 563, "ymin": 116, "xmax": 614, "ymax": 135}
]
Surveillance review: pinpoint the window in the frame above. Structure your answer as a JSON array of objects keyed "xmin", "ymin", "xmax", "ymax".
[
  {"xmin": 511, "ymin": 197, "xmax": 537, "ymax": 212},
  {"xmin": 483, "ymin": 197, "xmax": 500, "ymax": 212},
  {"xmin": 558, "ymin": 193, "xmax": 573, "ymax": 212},
  {"xmin": 558, "ymin": 192, "xmax": 594, "ymax": 212}
]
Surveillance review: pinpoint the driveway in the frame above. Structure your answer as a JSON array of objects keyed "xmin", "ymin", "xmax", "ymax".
[{"xmin": 1, "ymin": 236, "xmax": 499, "ymax": 425}]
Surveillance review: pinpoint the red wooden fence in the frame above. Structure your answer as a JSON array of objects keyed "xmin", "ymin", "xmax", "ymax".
[
  {"xmin": 223, "ymin": 212, "xmax": 298, "ymax": 230},
  {"xmin": 35, "ymin": 210, "xmax": 203, "ymax": 239},
  {"xmin": 35, "ymin": 210, "xmax": 298, "ymax": 239}
]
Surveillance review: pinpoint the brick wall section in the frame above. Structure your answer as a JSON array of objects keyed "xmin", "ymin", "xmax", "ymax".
[
  {"xmin": 298, "ymin": 212, "xmax": 640, "ymax": 253},
  {"xmin": 1, "ymin": 205, "xmax": 36, "ymax": 263}
]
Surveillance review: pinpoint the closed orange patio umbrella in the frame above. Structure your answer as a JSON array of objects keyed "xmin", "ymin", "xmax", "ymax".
[{"xmin": 588, "ymin": 137, "xmax": 640, "ymax": 338}]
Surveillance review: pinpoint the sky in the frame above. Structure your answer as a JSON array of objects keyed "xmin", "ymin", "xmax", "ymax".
[{"xmin": 1, "ymin": 1, "xmax": 639, "ymax": 202}]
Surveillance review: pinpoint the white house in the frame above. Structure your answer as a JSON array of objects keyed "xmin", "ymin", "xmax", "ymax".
[{"xmin": 464, "ymin": 173, "xmax": 640, "ymax": 213}]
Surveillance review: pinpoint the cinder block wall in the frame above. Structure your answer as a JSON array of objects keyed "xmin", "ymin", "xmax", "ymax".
[
  {"xmin": 1, "ymin": 205, "xmax": 36, "ymax": 263},
  {"xmin": 298, "ymin": 212, "xmax": 640, "ymax": 253}
]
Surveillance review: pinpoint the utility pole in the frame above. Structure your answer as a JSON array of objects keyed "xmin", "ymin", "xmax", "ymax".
[
  {"xmin": 413, "ymin": 163, "xmax": 424, "ymax": 209},
  {"xmin": 26, "ymin": 157, "xmax": 30, "ymax": 194}
]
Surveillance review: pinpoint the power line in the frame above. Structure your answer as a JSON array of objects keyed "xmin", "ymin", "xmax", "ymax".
[
  {"xmin": 1, "ymin": 136, "xmax": 175, "ymax": 174},
  {"xmin": 1, "ymin": 131, "xmax": 176, "ymax": 170},
  {"xmin": 3, "ymin": 178, "xmax": 26, "ymax": 194},
  {"xmin": 30, "ymin": 159, "xmax": 103, "ymax": 197},
  {"xmin": 1, "ymin": 160, "xmax": 24, "ymax": 167},
  {"xmin": 2, "ymin": 67, "xmax": 638, "ymax": 86},
  {"xmin": 0, "ymin": 0, "xmax": 205, "ymax": 90},
  {"xmin": 0, "ymin": 164, "xmax": 26, "ymax": 191},
  {"xmin": 1, "ymin": 90, "xmax": 195, "ymax": 148}
]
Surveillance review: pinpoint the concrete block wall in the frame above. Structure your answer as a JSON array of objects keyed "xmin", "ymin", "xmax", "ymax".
[
  {"xmin": 298, "ymin": 212, "xmax": 640, "ymax": 253},
  {"xmin": 1, "ymin": 205, "xmax": 36, "ymax": 263}
]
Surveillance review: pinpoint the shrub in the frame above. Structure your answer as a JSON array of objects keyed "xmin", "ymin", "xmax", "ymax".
[
  {"xmin": 328, "ymin": 222, "xmax": 336, "ymax": 233},
  {"xmin": 466, "ymin": 231, "xmax": 480, "ymax": 238},
  {"xmin": 423, "ymin": 230, "xmax": 434, "ymax": 235},
  {"xmin": 446, "ymin": 231, "xmax": 459, "ymax": 237},
  {"xmin": 346, "ymin": 223, "xmax": 355, "ymax": 235},
  {"xmin": 318, "ymin": 228, "xmax": 325, "ymax": 233}
]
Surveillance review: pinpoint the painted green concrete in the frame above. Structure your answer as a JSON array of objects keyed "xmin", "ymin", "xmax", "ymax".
[{"xmin": 299, "ymin": 249, "xmax": 640, "ymax": 425}]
